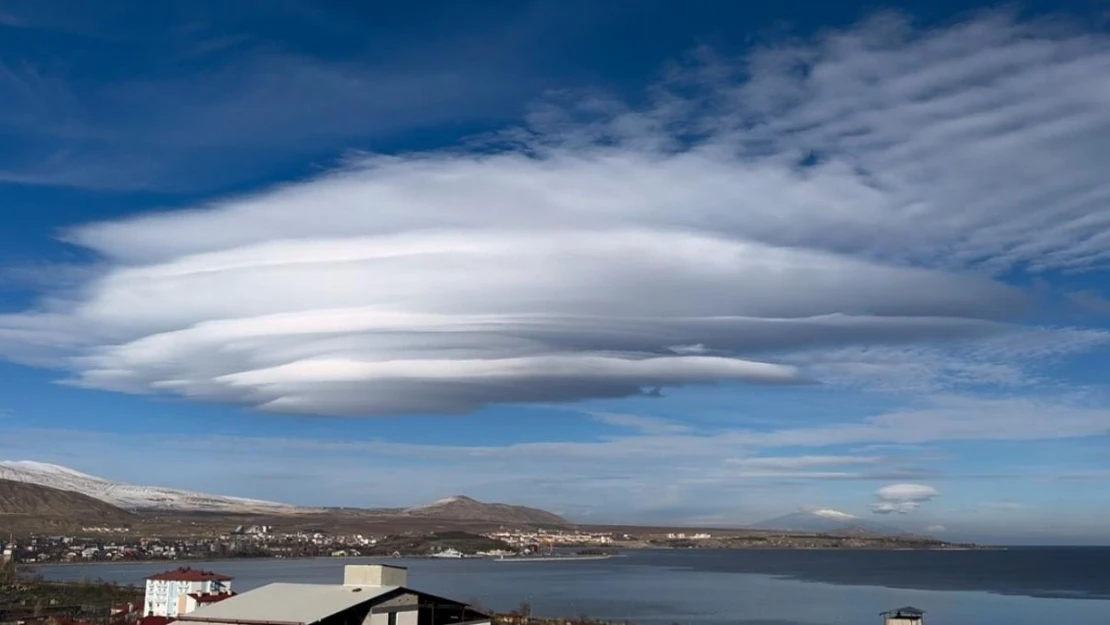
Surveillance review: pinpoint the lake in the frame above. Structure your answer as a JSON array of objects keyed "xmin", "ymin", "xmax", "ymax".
[{"xmin": 33, "ymin": 548, "xmax": 1110, "ymax": 625}]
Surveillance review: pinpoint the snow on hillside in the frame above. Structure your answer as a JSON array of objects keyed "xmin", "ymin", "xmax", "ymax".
[
  {"xmin": 810, "ymin": 508, "xmax": 858, "ymax": 520},
  {"xmin": 404, "ymin": 495, "xmax": 465, "ymax": 511},
  {"xmin": 0, "ymin": 460, "xmax": 295, "ymax": 513},
  {"xmin": 751, "ymin": 508, "xmax": 907, "ymax": 535}
]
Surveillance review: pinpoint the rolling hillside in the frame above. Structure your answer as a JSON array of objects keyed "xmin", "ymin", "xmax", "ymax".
[
  {"xmin": 0, "ymin": 461, "xmax": 573, "ymax": 531},
  {"xmin": 0, "ymin": 461, "xmax": 294, "ymax": 513},
  {"xmin": 0, "ymin": 478, "xmax": 136, "ymax": 523}
]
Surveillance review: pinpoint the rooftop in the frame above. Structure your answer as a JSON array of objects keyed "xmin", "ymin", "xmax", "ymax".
[
  {"xmin": 176, "ymin": 582, "xmax": 398, "ymax": 625},
  {"xmin": 881, "ymin": 606, "xmax": 926, "ymax": 616},
  {"xmin": 147, "ymin": 566, "xmax": 233, "ymax": 582},
  {"xmin": 190, "ymin": 592, "xmax": 238, "ymax": 605}
]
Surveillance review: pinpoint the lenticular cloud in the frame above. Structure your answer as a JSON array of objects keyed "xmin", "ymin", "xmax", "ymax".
[
  {"xmin": 4, "ymin": 11, "xmax": 1108, "ymax": 416},
  {"xmin": 18, "ymin": 217, "xmax": 1013, "ymax": 415},
  {"xmin": 871, "ymin": 483, "xmax": 939, "ymax": 514}
]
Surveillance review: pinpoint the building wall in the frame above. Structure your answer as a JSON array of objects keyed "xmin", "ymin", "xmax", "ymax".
[
  {"xmin": 363, "ymin": 592, "xmax": 419, "ymax": 625},
  {"xmin": 144, "ymin": 579, "xmax": 167, "ymax": 616},
  {"xmin": 144, "ymin": 579, "xmax": 232, "ymax": 616}
]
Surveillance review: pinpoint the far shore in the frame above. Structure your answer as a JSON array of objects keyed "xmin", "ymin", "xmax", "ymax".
[{"xmin": 21, "ymin": 544, "xmax": 1007, "ymax": 574}]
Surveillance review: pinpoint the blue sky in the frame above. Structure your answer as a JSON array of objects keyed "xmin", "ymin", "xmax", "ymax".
[{"xmin": 2, "ymin": 0, "xmax": 1110, "ymax": 544}]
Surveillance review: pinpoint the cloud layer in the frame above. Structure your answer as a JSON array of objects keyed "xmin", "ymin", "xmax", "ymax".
[
  {"xmin": 872, "ymin": 483, "xmax": 939, "ymax": 514},
  {"xmin": 4, "ymin": 11, "xmax": 1110, "ymax": 415}
]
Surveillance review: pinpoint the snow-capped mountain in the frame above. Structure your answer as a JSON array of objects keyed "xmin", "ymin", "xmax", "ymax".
[
  {"xmin": 0, "ymin": 460, "xmax": 295, "ymax": 513},
  {"xmin": 751, "ymin": 508, "xmax": 907, "ymax": 535}
]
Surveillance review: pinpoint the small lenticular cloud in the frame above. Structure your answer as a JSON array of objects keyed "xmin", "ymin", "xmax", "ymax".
[{"xmin": 871, "ymin": 483, "xmax": 938, "ymax": 514}]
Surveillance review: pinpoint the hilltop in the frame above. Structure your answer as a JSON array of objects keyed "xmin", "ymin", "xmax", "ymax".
[{"xmin": 397, "ymin": 495, "xmax": 571, "ymax": 527}]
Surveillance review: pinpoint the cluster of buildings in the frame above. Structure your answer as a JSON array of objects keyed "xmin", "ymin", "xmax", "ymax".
[
  {"xmin": 129, "ymin": 564, "xmax": 490, "ymax": 625},
  {"xmin": 228, "ymin": 526, "xmax": 273, "ymax": 536},
  {"xmin": 79, "ymin": 526, "xmax": 132, "ymax": 534},
  {"xmin": 4, "ymin": 536, "xmax": 229, "ymax": 563},
  {"xmin": 0, "ymin": 531, "xmax": 388, "ymax": 564},
  {"xmin": 481, "ymin": 529, "xmax": 613, "ymax": 548},
  {"xmin": 664, "ymin": 532, "xmax": 712, "ymax": 540},
  {"xmin": 221, "ymin": 530, "xmax": 379, "ymax": 548}
]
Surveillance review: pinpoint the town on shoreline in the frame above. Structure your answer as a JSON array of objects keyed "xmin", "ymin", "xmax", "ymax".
[{"xmin": 2, "ymin": 524, "xmax": 984, "ymax": 566}]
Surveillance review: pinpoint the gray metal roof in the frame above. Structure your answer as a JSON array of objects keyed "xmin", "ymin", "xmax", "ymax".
[
  {"xmin": 881, "ymin": 606, "xmax": 926, "ymax": 616},
  {"xmin": 178, "ymin": 583, "xmax": 399, "ymax": 625}
]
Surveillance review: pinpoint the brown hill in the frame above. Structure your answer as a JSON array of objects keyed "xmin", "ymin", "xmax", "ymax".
[
  {"xmin": 400, "ymin": 495, "xmax": 571, "ymax": 527},
  {"xmin": 0, "ymin": 478, "xmax": 136, "ymax": 525}
]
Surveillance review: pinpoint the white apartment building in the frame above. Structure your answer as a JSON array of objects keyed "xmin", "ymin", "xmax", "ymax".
[{"xmin": 143, "ymin": 566, "xmax": 234, "ymax": 617}]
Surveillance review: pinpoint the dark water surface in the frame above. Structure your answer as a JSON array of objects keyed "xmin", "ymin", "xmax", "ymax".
[{"xmin": 34, "ymin": 548, "xmax": 1110, "ymax": 625}]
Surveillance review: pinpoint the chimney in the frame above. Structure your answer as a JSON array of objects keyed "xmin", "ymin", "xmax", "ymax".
[{"xmin": 343, "ymin": 564, "xmax": 407, "ymax": 587}]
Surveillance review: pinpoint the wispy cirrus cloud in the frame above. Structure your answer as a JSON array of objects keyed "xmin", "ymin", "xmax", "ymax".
[
  {"xmin": 977, "ymin": 501, "xmax": 1027, "ymax": 512},
  {"xmin": 784, "ymin": 327, "xmax": 1110, "ymax": 393},
  {"xmin": 725, "ymin": 455, "xmax": 881, "ymax": 470},
  {"xmin": 25, "ymin": 394, "xmax": 1088, "ymax": 469},
  {"xmin": 591, "ymin": 412, "xmax": 692, "ymax": 434}
]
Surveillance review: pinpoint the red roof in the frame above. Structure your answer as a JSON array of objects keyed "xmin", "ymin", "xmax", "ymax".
[
  {"xmin": 111, "ymin": 602, "xmax": 138, "ymax": 615},
  {"xmin": 188, "ymin": 592, "xmax": 237, "ymax": 604},
  {"xmin": 138, "ymin": 616, "xmax": 176, "ymax": 625},
  {"xmin": 147, "ymin": 566, "xmax": 233, "ymax": 582}
]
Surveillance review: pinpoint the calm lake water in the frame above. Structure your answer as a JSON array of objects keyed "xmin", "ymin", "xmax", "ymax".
[{"xmin": 34, "ymin": 548, "xmax": 1110, "ymax": 625}]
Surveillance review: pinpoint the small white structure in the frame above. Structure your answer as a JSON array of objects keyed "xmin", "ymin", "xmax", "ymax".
[
  {"xmin": 176, "ymin": 564, "xmax": 490, "ymax": 625},
  {"xmin": 882, "ymin": 606, "xmax": 925, "ymax": 625},
  {"xmin": 144, "ymin": 566, "xmax": 234, "ymax": 617},
  {"xmin": 343, "ymin": 564, "xmax": 409, "ymax": 587}
]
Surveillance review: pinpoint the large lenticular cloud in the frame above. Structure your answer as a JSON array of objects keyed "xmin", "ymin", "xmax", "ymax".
[
  {"xmin": 31, "ymin": 220, "xmax": 1015, "ymax": 415},
  {"xmin": 4, "ymin": 11, "xmax": 1110, "ymax": 416}
]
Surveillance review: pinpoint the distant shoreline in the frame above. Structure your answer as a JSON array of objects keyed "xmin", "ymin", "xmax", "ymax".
[{"xmin": 22, "ymin": 544, "xmax": 1006, "ymax": 573}]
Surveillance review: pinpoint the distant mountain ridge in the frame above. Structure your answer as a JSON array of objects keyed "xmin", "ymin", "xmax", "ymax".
[
  {"xmin": 0, "ymin": 461, "xmax": 294, "ymax": 513},
  {"xmin": 398, "ymin": 495, "xmax": 571, "ymax": 527},
  {"xmin": 0, "ymin": 478, "xmax": 136, "ymax": 523},
  {"xmin": 751, "ymin": 508, "xmax": 908, "ymax": 535},
  {"xmin": 0, "ymin": 461, "xmax": 572, "ymax": 527}
]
